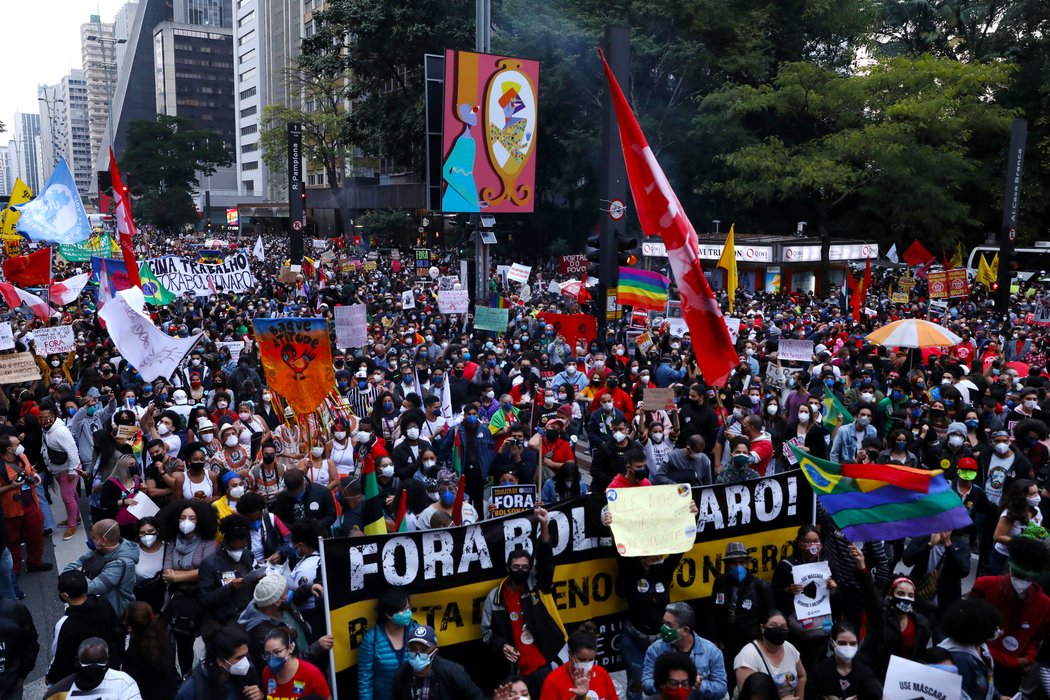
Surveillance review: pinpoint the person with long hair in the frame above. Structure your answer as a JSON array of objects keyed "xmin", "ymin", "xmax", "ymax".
[
  {"xmin": 359, "ymin": 587, "xmax": 416, "ymax": 700},
  {"xmin": 120, "ymin": 601, "xmax": 180, "ymax": 700},
  {"xmin": 261, "ymin": 626, "xmax": 331, "ymax": 699},
  {"xmin": 989, "ymin": 479, "xmax": 1043, "ymax": 574},
  {"xmin": 174, "ymin": 624, "xmax": 264, "ymax": 700},
  {"xmin": 159, "ymin": 498, "xmax": 219, "ymax": 677},
  {"xmin": 541, "ymin": 461, "xmax": 588, "ymax": 504},
  {"xmin": 804, "ymin": 621, "xmax": 882, "ymax": 700},
  {"xmin": 855, "ymin": 552, "xmax": 931, "ymax": 677},
  {"xmin": 99, "ymin": 454, "xmax": 143, "ymax": 541},
  {"xmin": 733, "ymin": 610, "xmax": 806, "ymax": 700},
  {"xmin": 133, "ymin": 516, "xmax": 166, "ymax": 612},
  {"xmin": 772, "ymin": 525, "xmax": 838, "ymax": 669}
]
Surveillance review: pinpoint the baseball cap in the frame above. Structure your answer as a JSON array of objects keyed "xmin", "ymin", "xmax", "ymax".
[{"xmin": 408, "ymin": 624, "xmax": 437, "ymax": 648}]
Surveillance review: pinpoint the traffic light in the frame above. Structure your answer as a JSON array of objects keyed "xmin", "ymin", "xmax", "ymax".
[
  {"xmin": 586, "ymin": 234, "xmax": 602, "ymax": 279},
  {"xmin": 616, "ymin": 234, "xmax": 638, "ymax": 266}
]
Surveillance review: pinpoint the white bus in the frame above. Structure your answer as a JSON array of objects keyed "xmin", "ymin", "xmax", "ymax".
[{"xmin": 966, "ymin": 244, "xmax": 1050, "ymax": 281}]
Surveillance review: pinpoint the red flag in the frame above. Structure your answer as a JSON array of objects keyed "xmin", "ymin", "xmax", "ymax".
[
  {"xmin": 902, "ymin": 240, "xmax": 934, "ymax": 266},
  {"xmin": 393, "ymin": 490, "xmax": 409, "ymax": 532},
  {"xmin": 2, "ymin": 248, "xmax": 52, "ymax": 287},
  {"xmin": 0, "ymin": 282, "xmax": 56, "ymax": 320},
  {"xmin": 863, "ymin": 255, "xmax": 872, "ymax": 294},
  {"xmin": 599, "ymin": 51, "xmax": 738, "ymax": 385},
  {"xmin": 849, "ymin": 273, "xmax": 864, "ymax": 322},
  {"xmin": 108, "ymin": 149, "xmax": 142, "ymax": 288},
  {"xmin": 451, "ymin": 474, "xmax": 467, "ymax": 526},
  {"xmin": 577, "ymin": 271, "xmax": 590, "ymax": 304}
]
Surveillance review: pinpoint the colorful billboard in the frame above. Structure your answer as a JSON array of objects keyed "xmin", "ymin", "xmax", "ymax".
[{"xmin": 441, "ymin": 50, "xmax": 539, "ymax": 213}]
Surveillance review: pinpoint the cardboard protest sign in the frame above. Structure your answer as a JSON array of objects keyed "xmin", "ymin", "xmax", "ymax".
[
  {"xmin": 148, "ymin": 252, "xmax": 257, "ymax": 296},
  {"xmin": 437, "ymin": 290, "xmax": 469, "ymax": 314},
  {"xmin": 33, "ymin": 326, "xmax": 74, "ymax": 355},
  {"xmin": 474, "ymin": 306, "xmax": 509, "ymax": 332},
  {"xmin": 507, "ymin": 263, "xmax": 531, "ymax": 284},
  {"xmin": 778, "ymin": 339, "xmax": 813, "ymax": 362},
  {"xmin": 488, "ymin": 484, "xmax": 537, "ymax": 517},
  {"xmin": 0, "ymin": 353, "xmax": 41, "ymax": 384},
  {"xmin": 335, "ymin": 304, "xmax": 368, "ymax": 348},
  {"xmin": 0, "ymin": 322, "xmax": 13, "ymax": 351},
  {"xmin": 884, "ymin": 655, "xmax": 961, "ymax": 700},
  {"xmin": 643, "ymin": 387, "xmax": 677, "ymax": 411},
  {"xmin": 606, "ymin": 483, "xmax": 697, "ymax": 557}
]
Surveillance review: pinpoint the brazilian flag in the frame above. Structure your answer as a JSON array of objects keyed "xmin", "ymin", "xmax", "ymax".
[{"xmin": 138, "ymin": 262, "xmax": 176, "ymax": 306}]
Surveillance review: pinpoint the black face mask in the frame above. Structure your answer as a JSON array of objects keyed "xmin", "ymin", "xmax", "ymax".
[
  {"xmin": 762, "ymin": 627, "xmax": 790, "ymax": 646},
  {"xmin": 189, "ymin": 462, "xmax": 205, "ymax": 472},
  {"xmin": 262, "ymin": 454, "xmax": 276, "ymax": 464},
  {"xmin": 508, "ymin": 569, "xmax": 530, "ymax": 586},
  {"xmin": 75, "ymin": 663, "xmax": 108, "ymax": 689}
]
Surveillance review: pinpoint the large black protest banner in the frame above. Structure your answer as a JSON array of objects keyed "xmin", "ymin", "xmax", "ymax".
[{"xmin": 321, "ymin": 471, "xmax": 814, "ymax": 699}]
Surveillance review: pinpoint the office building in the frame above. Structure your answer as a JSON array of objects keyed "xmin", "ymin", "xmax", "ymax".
[
  {"xmin": 82, "ymin": 17, "xmax": 118, "ymax": 172},
  {"xmin": 37, "ymin": 82, "xmax": 66, "ymax": 172},
  {"xmin": 114, "ymin": 1, "xmax": 140, "ymax": 73},
  {"xmin": 62, "ymin": 70, "xmax": 93, "ymax": 195},
  {"xmin": 12, "ymin": 113, "xmax": 42, "ymax": 192}
]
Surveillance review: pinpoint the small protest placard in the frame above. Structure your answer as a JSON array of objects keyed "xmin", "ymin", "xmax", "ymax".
[
  {"xmin": 643, "ymin": 387, "xmax": 676, "ymax": 411},
  {"xmin": 606, "ymin": 484, "xmax": 696, "ymax": 557},
  {"xmin": 884, "ymin": 655, "xmax": 961, "ymax": 700},
  {"xmin": 0, "ymin": 353, "xmax": 40, "ymax": 384},
  {"xmin": 636, "ymin": 331, "xmax": 654, "ymax": 354},
  {"xmin": 507, "ymin": 263, "xmax": 532, "ymax": 284},
  {"xmin": 724, "ymin": 317, "xmax": 741, "ymax": 344},
  {"xmin": 0, "ymin": 323, "xmax": 13, "ymax": 351},
  {"xmin": 401, "ymin": 290, "xmax": 415, "ymax": 309},
  {"xmin": 488, "ymin": 484, "xmax": 537, "ymax": 517},
  {"xmin": 34, "ymin": 325, "xmax": 74, "ymax": 355},
  {"xmin": 791, "ymin": 561, "xmax": 833, "ymax": 622},
  {"xmin": 778, "ymin": 339, "xmax": 814, "ymax": 362},
  {"xmin": 335, "ymin": 304, "xmax": 368, "ymax": 348},
  {"xmin": 115, "ymin": 424, "xmax": 139, "ymax": 441},
  {"xmin": 474, "ymin": 306, "xmax": 509, "ymax": 332},
  {"xmin": 220, "ymin": 341, "xmax": 245, "ymax": 364},
  {"xmin": 437, "ymin": 290, "xmax": 469, "ymax": 314}
]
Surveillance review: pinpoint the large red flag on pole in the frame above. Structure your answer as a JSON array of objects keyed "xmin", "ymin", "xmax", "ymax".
[
  {"xmin": 108, "ymin": 148, "xmax": 142, "ymax": 288},
  {"xmin": 598, "ymin": 51, "xmax": 738, "ymax": 386}
]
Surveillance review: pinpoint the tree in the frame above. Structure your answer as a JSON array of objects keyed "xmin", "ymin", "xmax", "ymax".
[
  {"xmin": 300, "ymin": 0, "xmax": 475, "ymax": 172},
  {"xmin": 704, "ymin": 55, "xmax": 1013, "ymax": 285},
  {"xmin": 261, "ymin": 65, "xmax": 352, "ymax": 233},
  {"xmin": 121, "ymin": 116, "xmax": 231, "ymax": 229}
]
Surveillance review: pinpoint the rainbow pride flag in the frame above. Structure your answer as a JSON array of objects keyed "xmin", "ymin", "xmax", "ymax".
[
  {"xmin": 616, "ymin": 266, "xmax": 670, "ymax": 312},
  {"xmin": 790, "ymin": 446, "xmax": 971, "ymax": 542}
]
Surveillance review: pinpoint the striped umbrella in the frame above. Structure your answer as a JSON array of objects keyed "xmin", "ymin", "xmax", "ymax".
[{"xmin": 865, "ymin": 319, "xmax": 963, "ymax": 348}]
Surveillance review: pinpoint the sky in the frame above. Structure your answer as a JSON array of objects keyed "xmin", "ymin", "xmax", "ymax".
[{"xmin": 0, "ymin": 0, "xmax": 129, "ymax": 141}]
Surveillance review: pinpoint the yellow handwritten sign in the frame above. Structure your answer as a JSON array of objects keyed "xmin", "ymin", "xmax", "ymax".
[{"xmin": 607, "ymin": 483, "xmax": 696, "ymax": 556}]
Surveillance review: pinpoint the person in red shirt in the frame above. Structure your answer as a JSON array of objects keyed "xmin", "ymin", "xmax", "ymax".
[
  {"xmin": 530, "ymin": 419, "xmax": 575, "ymax": 480},
  {"xmin": 589, "ymin": 378, "xmax": 635, "ymax": 422},
  {"xmin": 540, "ymin": 623, "xmax": 619, "ymax": 700},
  {"xmin": 261, "ymin": 626, "xmax": 331, "ymax": 700},
  {"xmin": 968, "ymin": 537, "xmax": 1050, "ymax": 695},
  {"xmin": 740, "ymin": 415, "xmax": 773, "ymax": 476},
  {"xmin": 607, "ymin": 448, "xmax": 653, "ymax": 490}
]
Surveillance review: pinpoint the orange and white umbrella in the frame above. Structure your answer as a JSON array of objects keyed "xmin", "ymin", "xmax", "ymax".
[{"xmin": 866, "ymin": 319, "xmax": 962, "ymax": 348}]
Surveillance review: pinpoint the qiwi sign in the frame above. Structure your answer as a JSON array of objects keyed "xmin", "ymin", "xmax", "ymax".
[
  {"xmin": 641, "ymin": 240, "xmax": 774, "ymax": 262},
  {"xmin": 781, "ymin": 243, "xmax": 878, "ymax": 262}
]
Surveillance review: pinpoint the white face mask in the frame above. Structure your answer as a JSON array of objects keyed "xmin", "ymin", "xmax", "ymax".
[
  {"xmin": 262, "ymin": 393, "xmax": 271, "ymax": 403},
  {"xmin": 767, "ymin": 405, "xmax": 779, "ymax": 416},
  {"xmin": 179, "ymin": 519, "xmax": 196, "ymax": 535},
  {"xmin": 733, "ymin": 408, "xmax": 745, "ymax": 419},
  {"xmin": 994, "ymin": 442, "xmax": 1010, "ymax": 455},
  {"xmin": 575, "ymin": 659, "xmax": 595, "ymax": 675},
  {"xmin": 860, "ymin": 392, "xmax": 874, "ymax": 402},
  {"xmin": 485, "ymin": 391, "xmax": 495, "ymax": 399},
  {"xmin": 356, "ymin": 431, "xmax": 371, "ymax": 443},
  {"xmin": 139, "ymin": 534, "xmax": 158, "ymax": 548},
  {"xmin": 226, "ymin": 656, "xmax": 250, "ymax": 676},
  {"xmin": 423, "ymin": 460, "xmax": 436, "ymax": 469},
  {"xmin": 406, "ymin": 428, "xmax": 420, "ymax": 440},
  {"xmin": 1024, "ymin": 399, "xmax": 1038, "ymax": 410},
  {"xmin": 1012, "ymin": 578, "xmax": 1033, "ymax": 595},
  {"xmin": 157, "ymin": 423, "xmax": 171, "ymax": 436},
  {"xmin": 334, "ymin": 431, "xmax": 347, "ymax": 441},
  {"xmin": 217, "ymin": 401, "xmax": 228, "ymax": 409},
  {"xmin": 941, "ymin": 378, "xmax": 952, "ymax": 385},
  {"xmin": 650, "ymin": 433, "xmax": 664, "ymax": 444},
  {"xmin": 311, "ymin": 447, "xmax": 324, "ymax": 458},
  {"xmin": 602, "ymin": 402, "xmax": 615, "ymax": 411},
  {"xmin": 227, "ymin": 548, "xmax": 244, "ymax": 562},
  {"xmin": 612, "ymin": 431, "xmax": 627, "ymax": 443},
  {"xmin": 798, "ymin": 412, "xmax": 810, "ymax": 424},
  {"xmin": 948, "ymin": 435, "xmax": 964, "ymax": 448},
  {"xmin": 229, "ymin": 486, "xmax": 245, "ymax": 500},
  {"xmin": 225, "ymin": 435, "xmax": 239, "ymax": 448},
  {"xmin": 238, "ymin": 412, "xmax": 251, "ymax": 422},
  {"xmin": 201, "ymin": 433, "xmax": 215, "ymax": 443},
  {"xmin": 1027, "ymin": 495, "xmax": 1041, "ymax": 507},
  {"xmin": 833, "ymin": 644, "xmax": 858, "ymax": 662},
  {"xmin": 380, "ymin": 466, "xmax": 395, "ymax": 478}
]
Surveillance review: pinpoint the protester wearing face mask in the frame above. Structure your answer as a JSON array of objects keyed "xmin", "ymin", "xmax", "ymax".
[
  {"xmin": 587, "ymin": 392, "xmax": 627, "ymax": 451},
  {"xmin": 636, "ymin": 602, "xmax": 726, "ymax": 700},
  {"xmin": 830, "ymin": 403, "xmax": 878, "ymax": 463},
  {"xmin": 198, "ymin": 514, "xmax": 264, "ymax": 638},
  {"xmin": 538, "ymin": 623, "xmax": 618, "ymax": 700},
  {"xmin": 173, "ymin": 624, "xmax": 263, "ymax": 700},
  {"xmin": 64, "ymin": 519, "xmax": 139, "ymax": 616},
  {"xmin": 717, "ymin": 437, "xmax": 761, "ymax": 485},
  {"xmin": 988, "ymin": 479, "xmax": 1043, "ymax": 574},
  {"xmin": 323, "ymin": 419, "xmax": 358, "ymax": 478},
  {"xmin": 298, "ymin": 438, "xmax": 339, "ymax": 490},
  {"xmin": 391, "ymin": 624, "xmax": 484, "ymax": 700},
  {"xmin": 733, "ymin": 610, "xmax": 806, "ymax": 700},
  {"xmin": 213, "ymin": 472, "xmax": 248, "ymax": 521},
  {"xmin": 899, "ymin": 529, "xmax": 971, "ymax": 641},
  {"xmin": 590, "ymin": 416, "xmax": 640, "ymax": 493},
  {"xmin": 854, "ymin": 549, "xmax": 930, "ymax": 678},
  {"xmin": 358, "ymin": 588, "xmax": 417, "ymax": 700},
  {"xmin": 133, "ymin": 517, "xmax": 166, "ymax": 613},
  {"xmin": 210, "ymin": 424, "xmax": 250, "ymax": 477},
  {"xmin": 273, "ymin": 407, "xmax": 307, "ymax": 472},
  {"xmin": 772, "ymin": 526, "xmax": 839, "ymax": 668},
  {"xmin": 969, "ymin": 536, "xmax": 1050, "ymax": 695},
  {"xmin": 710, "ymin": 542, "xmax": 774, "ymax": 687},
  {"xmin": 655, "ymin": 434, "xmax": 711, "ymax": 487},
  {"xmin": 45, "ymin": 569, "xmax": 120, "ymax": 686},
  {"xmin": 417, "ymin": 469, "xmax": 479, "ymax": 529},
  {"xmin": 481, "ymin": 507, "xmax": 564, "ymax": 696},
  {"xmin": 650, "ymin": 651, "xmax": 700, "ymax": 700},
  {"xmin": 260, "ymin": 626, "xmax": 331, "ymax": 700},
  {"xmin": 282, "ymin": 520, "xmax": 327, "ymax": 636},
  {"xmin": 173, "ymin": 444, "xmax": 220, "ymax": 503},
  {"xmin": 235, "ymin": 491, "xmax": 292, "ymax": 566},
  {"xmin": 804, "ymin": 622, "xmax": 881, "ymax": 700},
  {"xmin": 44, "ymin": 637, "xmax": 142, "ymax": 699},
  {"xmin": 937, "ymin": 598, "xmax": 1004, "ymax": 700},
  {"xmin": 642, "ymin": 421, "xmax": 674, "ymax": 474},
  {"xmin": 271, "ymin": 468, "xmax": 337, "ymax": 533},
  {"xmin": 248, "ymin": 440, "xmax": 284, "ymax": 505},
  {"xmin": 978, "ymin": 429, "xmax": 1032, "ymax": 510},
  {"xmin": 159, "ymin": 499, "xmax": 219, "ymax": 676},
  {"xmin": 234, "ymin": 402, "xmax": 271, "ymax": 457}
]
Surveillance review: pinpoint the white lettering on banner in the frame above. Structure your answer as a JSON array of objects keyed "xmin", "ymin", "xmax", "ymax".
[
  {"xmin": 33, "ymin": 325, "xmax": 74, "ymax": 355},
  {"xmin": 148, "ymin": 252, "xmax": 258, "ymax": 296},
  {"xmin": 335, "ymin": 304, "xmax": 367, "ymax": 348},
  {"xmin": 0, "ymin": 323, "xmax": 13, "ymax": 351},
  {"xmin": 781, "ymin": 243, "xmax": 879, "ymax": 263},
  {"xmin": 437, "ymin": 290, "xmax": 469, "ymax": 314},
  {"xmin": 642, "ymin": 239, "xmax": 774, "ymax": 263}
]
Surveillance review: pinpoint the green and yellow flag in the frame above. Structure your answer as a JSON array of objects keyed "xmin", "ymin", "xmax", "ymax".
[
  {"xmin": 823, "ymin": 386, "xmax": 853, "ymax": 431},
  {"xmin": 976, "ymin": 254, "xmax": 993, "ymax": 287},
  {"xmin": 138, "ymin": 262, "xmax": 176, "ymax": 306}
]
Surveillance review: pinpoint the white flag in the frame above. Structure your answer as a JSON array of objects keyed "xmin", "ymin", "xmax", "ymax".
[
  {"xmin": 50, "ymin": 272, "xmax": 91, "ymax": 306},
  {"xmin": 253, "ymin": 235, "xmax": 265, "ymax": 262},
  {"xmin": 98, "ymin": 287, "xmax": 201, "ymax": 381},
  {"xmin": 886, "ymin": 243, "xmax": 899, "ymax": 264}
]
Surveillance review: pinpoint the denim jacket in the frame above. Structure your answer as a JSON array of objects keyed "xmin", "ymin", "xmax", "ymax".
[{"xmin": 642, "ymin": 632, "xmax": 727, "ymax": 699}]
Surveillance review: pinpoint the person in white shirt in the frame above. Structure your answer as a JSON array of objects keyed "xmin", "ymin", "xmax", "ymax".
[
  {"xmin": 39, "ymin": 402, "xmax": 84, "ymax": 541},
  {"xmin": 44, "ymin": 637, "xmax": 143, "ymax": 700}
]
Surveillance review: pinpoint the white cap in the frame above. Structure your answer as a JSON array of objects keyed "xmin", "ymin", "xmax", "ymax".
[{"xmin": 197, "ymin": 418, "xmax": 215, "ymax": 432}]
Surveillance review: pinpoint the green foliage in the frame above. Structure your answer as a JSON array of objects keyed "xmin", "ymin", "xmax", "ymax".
[
  {"xmin": 120, "ymin": 116, "xmax": 232, "ymax": 229},
  {"xmin": 300, "ymin": 0, "xmax": 475, "ymax": 171},
  {"xmin": 704, "ymin": 55, "xmax": 1014, "ymax": 248},
  {"xmin": 357, "ymin": 209, "xmax": 418, "ymax": 243}
]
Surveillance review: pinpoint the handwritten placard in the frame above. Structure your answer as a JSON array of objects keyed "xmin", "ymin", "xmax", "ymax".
[
  {"xmin": 0, "ymin": 353, "xmax": 41, "ymax": 384},
  {"xmin": 643, "ymin": 387, "xmax": 677, "ymax": 411},
  {"xmin": 34, "ymin": 325, "xmax": 74, "ymax": 355},
  {"xmin": 437, "ymin": 290, "xmax": 469, "ymax": 314},
  {"xmin": 335, "ymin": 304, "xmax": 368, "ymax": 348},
  {"xmin": 778, "ymin": 339, "xmax": 814, "ymax": 362},
  {"xmin": 792, "ymin": 561, "xmax": 833, "ymax": 621},
  {"xmin": 474, "ymin": 306, "xmax": 509, "ymax": 332},
  {"xmin": 0, "ymin": 322, "xmax": 14, "ymax": 351},
  {"xmin": 606, "ymin": 483, "xmax": 696, "ymax": 556},
  {"xmin": 507, "ymin": 263, "xmax": 532, "ymax": 284}
]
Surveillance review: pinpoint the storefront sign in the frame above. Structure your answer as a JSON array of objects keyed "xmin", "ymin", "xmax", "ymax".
[{"xmin": 642, "ymin": 239, "xmax": 774, "ymax": 263}]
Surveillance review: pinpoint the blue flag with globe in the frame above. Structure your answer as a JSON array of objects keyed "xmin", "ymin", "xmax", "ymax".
[{"xmin": 13, "ymin": 158, "xmax": 91, "ymax": 244}]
